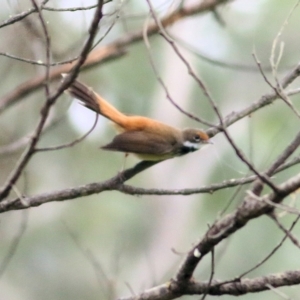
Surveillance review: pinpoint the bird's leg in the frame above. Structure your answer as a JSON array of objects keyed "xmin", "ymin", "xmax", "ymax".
[
  {"xmin": 116, "ymin": 153, "xmax": 129, "ymax": 183},
  {"xmin": 121, "ymin": 153, "xmax": 129, "ymax": 172}
]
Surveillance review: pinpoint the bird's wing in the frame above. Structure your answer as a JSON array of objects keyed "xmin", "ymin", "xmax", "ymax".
[{"xmin": 101, "ymin": 131, "xmax": 175, "ymax": 155}]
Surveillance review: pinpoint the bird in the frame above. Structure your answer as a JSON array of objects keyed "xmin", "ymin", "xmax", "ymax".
[{"xmin": 64, "ymin": 76, "xmax": 211, "ymax": 161}]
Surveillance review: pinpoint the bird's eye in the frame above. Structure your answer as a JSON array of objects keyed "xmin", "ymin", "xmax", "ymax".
[{"xmin": 193, "ymin": 135, "xmax": 200, "ymax": 142}]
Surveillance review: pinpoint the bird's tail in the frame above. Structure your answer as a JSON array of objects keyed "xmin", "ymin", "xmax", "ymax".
[{"xmin": 64, "ymin": 76, "xmax": 126, "ymax": 128}]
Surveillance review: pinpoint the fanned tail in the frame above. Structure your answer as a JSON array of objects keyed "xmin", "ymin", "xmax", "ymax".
[{"xmin": 63, "ymin": 76, "xmax": 126, "ymax": 127}]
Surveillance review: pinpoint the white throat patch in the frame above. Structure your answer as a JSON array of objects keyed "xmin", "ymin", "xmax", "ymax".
[{"xmin": 183, "ymin": 141, "xmax": 201, "ymax": 150}]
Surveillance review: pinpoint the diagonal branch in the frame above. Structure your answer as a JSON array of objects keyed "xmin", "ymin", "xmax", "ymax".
[
  {"xmin": 0, "ymin": 0, "xmax": 49, "ymax": 28},
  {"xmin": 1, "ymin": 154, "xmax": 299, "ymax": 213},
  {"xmin": 118, "ymin": 173, "xmax": 300, "ymax": 299},
  {"xmin": 174, "ymin": 172, "xmax": 300, "ymax": 284},
  {"xmin": 119, "ymin": 270, "xmax": 300, "ymax": 299},
  {"xmin": 0, "ymin": 160, "xmax": 159, "ymax": 212},
  {"xmin": 146, "ymin": 0, "xmax": 280, "ymax": 192},
  {"xmin": 0, "ymin": 0, "xmax": 105, "ymax": 201},
  {"xmin": 0, "ymin": 0, "xmax": 230, "ymax": 114},
  {"xmin": 207, "ymin": 62, "xmax": 300, "ymax": 137}
]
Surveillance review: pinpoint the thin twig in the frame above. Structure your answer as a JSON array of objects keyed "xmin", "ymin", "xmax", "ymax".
[
  {"xmin": 270, "ymin": 213, "xmax": 300, "ymax": 249},
  {"xmin": 0, "ymin": 0, "xmax": 105, "ymax": 201},
  {"xmin": 63, "ymin": 222, "xmax": 113, "ymax": 299},
  {"xmin": 173, "ymin": 172, "xmax": 300, "ymax": 284},
  {"xmin": 237, "ymin": 215, "xmax": 300, "ymax": 278},
  {"xmin": 0, "ymin": 210, "xmax": 29, "ymax": 279},
  {"xmin": 31, "ymin": 0, "xmax": 51, "ymax": 96},
  {"xmin": 253, "ymin": 50, "xmax": 300, "ymax": 119},
  {"xmin": 200, "ymin": 248, "xmax": 215, "ymax": 300},
  {"xmin": 146, "ymin": 0, "xmax": 280, "ymax": 193},
  {"xmin": 265, "ymin": 283, "xmax": 291, "ymax": 300},
  {"xmin": 0, "ymin": 0, "xmax": 231, "ymax": 114},
  {"xmin": 0, "ymin": 51, "xmax": 78, "ymax": 66},
  {"xmin": 1, "ymin": 154, "xmax": 299, "ymax": 213},
  {"xmin": 43, "ymin": 4, "xmax": 98, "ymax": 12},
  {"xmin": 0, "ymin": 0, "xmax": 49, "ymax": 28},
  {"xmin": 35, "ymin": 113, "xmax": 99, "ymax": 152},
  {"xmin": 142, "ymin": 15, "xmax": 214, "ymax": 127}
]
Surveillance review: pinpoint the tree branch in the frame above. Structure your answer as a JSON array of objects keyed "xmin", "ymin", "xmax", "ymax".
[
  {"xmin": 119, "ymin": 270, "xmax": 300, "ymax": 300},
  {"xmin": 174, "ymin": 172, "xmax": 300, "ymax": 283},
  {"xmin": 0, "ymin": 0, "xmax": 230, "ymax": 114},
  {"xmin": 0, "ymin": 160, "xmax": 158, "ymax": 212},
  {"xmin": 0, "ymin": 0, "xmax": 105, "ymax": 201}
]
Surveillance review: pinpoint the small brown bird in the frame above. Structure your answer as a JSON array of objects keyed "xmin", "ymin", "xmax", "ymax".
[{"xmin": 65, "ymin": 77, "xmax": 211, "ymax": 161}]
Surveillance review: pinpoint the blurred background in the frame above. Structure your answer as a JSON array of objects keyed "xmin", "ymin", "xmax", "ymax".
[{"xmin": 0, "ymin": 0, "xmax": 300, "ymax": 299}]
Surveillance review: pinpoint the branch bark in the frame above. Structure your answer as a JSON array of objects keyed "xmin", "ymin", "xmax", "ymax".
[
  {"xmin": 0, "ymin": 0, "xmax": 230, "ymax": 114},
  {"xmin": 119, "ymin": 270, "xmax": 300, "ymax": 300}
]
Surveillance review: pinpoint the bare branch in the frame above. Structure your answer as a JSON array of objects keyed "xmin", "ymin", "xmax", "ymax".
[
  {"xmin": 0, "ymin": 153, "xmax": 299, "ymax": 213},
  {"xmin": 63, "ymin": 223, "xmax": 114, "ymax": 299},
  {"xmin": 0, "ymin": 211, "xmax": 28, "ymax": 279},
  {"xmin": 0, "ymin": 160, "xmax": 159, "ymax": 212},
  {"xmin": 200, "ymin": 248, "xmax": 215, "ymax": 300},
  {"xmin": 207, "ymin": 62, "xmax": 300, "ymax": 138},
  {"xmin": 119, "ymin": 270, "xmax": 300, "ymax": 299},
  {"xmin": 270, "ymin": 213, "xmax": 300, "ymax": 249},
  {"xmin": 142, "ymin": 15, "xmax": 213, "ymax": 127},
  {"xmin": 0, "ymin": 0, "xmax": 105, "ymax": 201},
  {"xmin": 237, "ymin": 215, "xmax": 300, "ymax": 278},
  {"xmin": 0, "ymin": 0, "xmax": 49, "ymax": 28},
  {"xmin": 35, "ymin": 113, "xmax": 98, "ymax": 152},
  {"xmin": 174, "ymin": 172, "xmax": 300, "ymax": 284},
  {"xmin": 146, "ymin": 0, "xmax": 280, "ymax": 193},
  {"xmin": 0, "ymin": 0, "xmax": 231, "ymax": 114}
]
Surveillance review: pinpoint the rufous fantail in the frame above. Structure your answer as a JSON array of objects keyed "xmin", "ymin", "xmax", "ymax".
[{"xmin": 64, "ymin": 77, "xmax": 211, "ymax": 161}]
